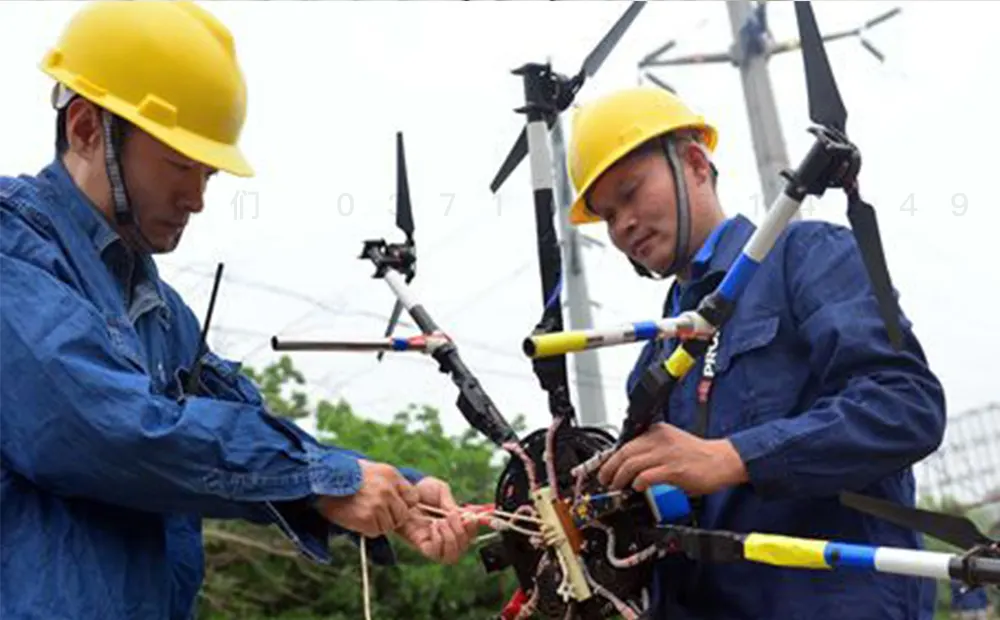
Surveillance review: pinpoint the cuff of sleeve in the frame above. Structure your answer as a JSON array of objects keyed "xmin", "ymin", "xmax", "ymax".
[
  {"xmin": 266, "ymin": 447, "xmax": 366, "ymax": 564},
  {"xmin": 398, "ymin": 466, "xmax": 425, "ymax": 485},
  {"xmin": 727, "ymin": 424, "xmax": 792, "ymax": 499}
]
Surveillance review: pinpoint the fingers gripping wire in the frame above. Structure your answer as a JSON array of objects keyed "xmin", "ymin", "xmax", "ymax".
[
  {"xmin": 358, "ymin": 502, "xmax": 544, "ymax": 618},
  {"xmin": 356, "ymin": 426, "xmax": 660, "ymax": 619}
]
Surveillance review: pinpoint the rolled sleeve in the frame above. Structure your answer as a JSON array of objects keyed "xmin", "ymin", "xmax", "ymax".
[{"xmin": 0, "ymin": 252, "xmax": 365, "ymax": 563}]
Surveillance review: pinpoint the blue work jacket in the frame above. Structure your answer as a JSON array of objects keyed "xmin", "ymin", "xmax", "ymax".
[
  {"xmin": 950, "ymin": 582, "xmax": 990, "ymax": 611},
  {"xmin": 629, "ymin": 214, "xmax": 947, "ymax": 619},
  {"xmin": 0, "ymin": 159, "xmax": 422, "ymax": 619}
]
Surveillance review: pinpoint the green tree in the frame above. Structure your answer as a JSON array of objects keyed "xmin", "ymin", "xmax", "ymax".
[{"xmin": 197, "ymin": 356, "xmax": 525, "ymax": 619}]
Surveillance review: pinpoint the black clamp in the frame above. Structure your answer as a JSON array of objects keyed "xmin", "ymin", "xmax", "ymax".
[
  {"xmin": 360, "ymin": 238, "xmax": 416, "ymax": 281},
  {"xmin": 653, "ymin": 525, "xmax": 746, "ymax": 565}
]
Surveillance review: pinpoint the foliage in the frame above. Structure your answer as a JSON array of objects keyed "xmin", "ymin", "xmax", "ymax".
[
  {"xmin": 917, "ymin": 495, "xmax": 999, "ymax": 618},
  {"xmin": 197, "ymin": 356, "xmax": 527, "ymax": 619}
]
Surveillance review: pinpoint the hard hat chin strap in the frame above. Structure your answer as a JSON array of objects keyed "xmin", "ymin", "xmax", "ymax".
[
  {"xmin": 629, "ymin": 136, "xmax": 692, "ymax": 281},
  {"xmin": 100, "ymin": 110, "xmax": 156, "ymax": 254}
]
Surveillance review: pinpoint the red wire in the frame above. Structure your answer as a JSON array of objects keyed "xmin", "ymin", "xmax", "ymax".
[{"xmin": 500, "ymin": 587, "xmax": 529, "ymax": 620}]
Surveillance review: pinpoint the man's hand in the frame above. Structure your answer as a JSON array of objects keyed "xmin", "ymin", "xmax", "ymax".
[
  {"xmin": 316, "ymin": 460, "xmax": 420, "ymax": 538},
  {"xmin": 598, "ymin": 423, "xmax": 749, "ymax": 496},
  {"xmin": 394, "ymin": 477, "xmax": 478, "ymax": 564}
]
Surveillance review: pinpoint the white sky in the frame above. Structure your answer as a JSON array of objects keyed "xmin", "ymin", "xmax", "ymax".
[{"xmin": 3, "ymin": 2, "xmax": 998, "ymax": 491}]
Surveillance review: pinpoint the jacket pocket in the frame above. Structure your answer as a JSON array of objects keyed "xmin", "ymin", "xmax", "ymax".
[
  {"xmin": 176, "ymin": 351, "xmax": 264, "ymax": 406},
  {"xmin": 105, "ymin": 314, "xmax": 147, "ymax": 374},
  {"xmin": 715, "ymin": 314, "xmax": 803, "ymax": 427}
]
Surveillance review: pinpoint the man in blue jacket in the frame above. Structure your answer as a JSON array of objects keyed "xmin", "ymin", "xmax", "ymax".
[
  {"xmin": 569, "ymin": 87, "xmax": 947, "ymax": 618},
  {"xmin": 1, "ymin": 3, "xmax": 475, "ymax": 619}
]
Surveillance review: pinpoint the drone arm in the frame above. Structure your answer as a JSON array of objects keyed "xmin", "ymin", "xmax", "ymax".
[
  {"xmin": 656, "ymin": 525, "xmax": 1000, "ymax": 586},
  {"xmin": 369, "ymin": 267, "xmax": 518, "ymax": 449},
  {"xmin": 727, "ymin": 224, "xmax": 945, "ymax": 500}
]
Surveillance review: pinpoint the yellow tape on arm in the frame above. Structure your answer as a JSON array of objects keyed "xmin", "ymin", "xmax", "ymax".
[
  {"xmin": 663, "ymin": 347, "xmax": 696, "ymax": 378},
  {"xmin": 743, "ymin": 533, "xmax": 831, "ymax": 569},
  {"xmin": 528, "ymin": 331, "xmax": 589, "ymax": 358}
]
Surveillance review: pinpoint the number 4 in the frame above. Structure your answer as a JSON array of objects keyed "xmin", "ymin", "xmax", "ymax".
[{"xmin": 900, "ymin": 193, "xmax": 916, "ymax": 216}]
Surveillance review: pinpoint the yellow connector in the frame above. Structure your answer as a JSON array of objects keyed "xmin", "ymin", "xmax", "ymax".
[
  {"xmin": 523, "ymin": 331, "xmax": 590, "ymax": 358},
  {"xmin": 531, "ymin": 486, "xmax": 593, "ymax": 602}
]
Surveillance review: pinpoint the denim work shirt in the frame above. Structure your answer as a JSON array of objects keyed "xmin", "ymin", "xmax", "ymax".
[
  {"xmin": 0, "ymin": 159, "xmax": 422, "ymax": 620},
  {"xmin": 628, "ymin": 214, "xmax": 947, "ymax": 619}
]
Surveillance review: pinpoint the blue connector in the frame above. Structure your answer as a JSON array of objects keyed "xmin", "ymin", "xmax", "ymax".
[{"xmin": 645, "ymin": 484, "xmax": 691, "ymax": 525}]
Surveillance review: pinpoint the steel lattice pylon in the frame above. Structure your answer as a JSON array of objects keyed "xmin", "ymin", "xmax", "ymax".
[{"xmin": 914, "ymin": 402, "xmax": 1000, "ymax": 511}]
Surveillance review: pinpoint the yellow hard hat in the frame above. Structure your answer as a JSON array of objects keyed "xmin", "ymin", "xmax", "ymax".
[
  {"xmin": 568, "ymin": 86, "xmax": 717, "ymax": 225},
  {"xmin": 40, "ymin": 1, "xmax": 253, "ymax": 177}
]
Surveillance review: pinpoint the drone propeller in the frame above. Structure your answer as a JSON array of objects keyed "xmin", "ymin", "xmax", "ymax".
[
  {"xmin": 489, "ymin": 1, "xmax": 646, "ymax": 194},
  {"xmin": 840, "ymin": 491, "xmax": 996, "ymax": 552},
  {"xmin": 377, "ymin": 131, "xmax": 416, "ymax": 361},
  {"xmin": 795, "ymin": 2, "xmax": 904, "ymax": 350}
]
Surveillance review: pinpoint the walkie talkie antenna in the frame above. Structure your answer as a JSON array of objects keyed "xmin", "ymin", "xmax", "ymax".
[{"xmin": 185, "ymin": 262, "xmax": 224, "ymax": 395}]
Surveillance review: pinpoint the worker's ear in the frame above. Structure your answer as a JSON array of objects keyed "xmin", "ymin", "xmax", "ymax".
[
  {"xmin": 63, "ymin": 98, "xmax": 104, "ymax": 161},
  {"xmin": 680, "ymin": 140, "xmax": 714, "ymax": 188}
]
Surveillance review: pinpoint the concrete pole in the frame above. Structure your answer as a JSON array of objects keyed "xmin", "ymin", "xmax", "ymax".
[
  {"xmin": 550, "ymin": 115, "xmax": 609, "ymax": 427},
  {"xmin": 725, "ymin": 0, "xmax": 795, "ymax": 215}
]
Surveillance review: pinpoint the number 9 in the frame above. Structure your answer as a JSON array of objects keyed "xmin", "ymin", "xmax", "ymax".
[{"xmin": 952, "ymin": 193, "xmax": 968, "ymax": 216}]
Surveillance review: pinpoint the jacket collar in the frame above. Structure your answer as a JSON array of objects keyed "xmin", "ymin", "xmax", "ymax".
[
  {"xmin": 688, "ymin": 213, "xmax": 756, "ymax": 281},
  {"xmin": 666, "ymin": 213, "xmax": 757, "ymax": 316},
  {"xmin": 38, "ymin": 158, "xmax": 167, "ymax": 305}
]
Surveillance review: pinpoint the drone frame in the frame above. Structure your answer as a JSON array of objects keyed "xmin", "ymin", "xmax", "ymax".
[{"xmin": 265, "ymin": 3, "xmax": 998, "ymax": 619}]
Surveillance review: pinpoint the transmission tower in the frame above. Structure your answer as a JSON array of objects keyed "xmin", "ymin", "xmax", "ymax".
[
  {"xmin": 914, "ymin": 402, "xmax": 1000, "ymax": 512},
  {"xmin": 638, "ymin": 0, "xmax": 901, "ymax": 211},
  {"xmin": 550, "ymin": 113, "xmax": 609, "ymax": 428}
]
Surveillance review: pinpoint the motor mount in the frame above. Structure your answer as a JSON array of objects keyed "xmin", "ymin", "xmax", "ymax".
[{"xmin": 489, "ymin": 424, "xmax": 656, "ymax": 619}]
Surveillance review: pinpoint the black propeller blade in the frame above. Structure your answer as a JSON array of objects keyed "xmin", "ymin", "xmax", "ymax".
[
  {"xmin": 489, "ymin": 1, "xmax": 646, "ymax": 194},
  {"xmin": 580, "ymin": 1, "xmax": 645, "ymax": 79},
  {"xmin": 841, "ymin": 491, "xmax": 995, "ymax": 552},
  {"xmin": 395, "ymin": 131, "xmax": 414, "ymax": 243},
  {"xmin": 489, "ymin": 129, "xmax": 529, "ymax": 194},
  {"xmin": 377, "ymin": 131, "xmax": 416, "ymax": 361},
  {"xmin": 796, "ymin": 2, "xmax": 846, "ymax": 134},
  {"xmin": 796, "ymin": 2, "xmax": 904, "ymax": 350}
]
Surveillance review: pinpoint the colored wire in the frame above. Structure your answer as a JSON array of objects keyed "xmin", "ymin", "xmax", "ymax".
[{"xmin": 546, "ymin": 415, "xmax": 566, "ymax": 501}]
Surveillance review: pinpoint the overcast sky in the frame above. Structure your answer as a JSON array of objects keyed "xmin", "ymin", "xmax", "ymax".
[{"xmin": 3, "ymin": 1, "xmax": 998, "ymax": 497}]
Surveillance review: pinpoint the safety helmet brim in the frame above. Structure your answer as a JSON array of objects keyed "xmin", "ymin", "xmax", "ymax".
[
  {"xmin": 44, "ymin": 65, "xmax": 254, "ymax": 178},
  {"xmin": 568, "ymin": 121, "xmax": 715, "ymax": 226},
  {"xmin": 40, "ymin": 0, "xmax": 253, "ymax": 178},
  {"xmin": 566, "ymin": 86, "xmax": 718, "ymax": 226}
]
